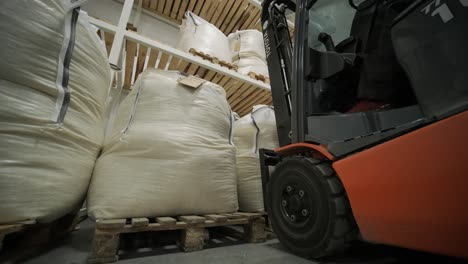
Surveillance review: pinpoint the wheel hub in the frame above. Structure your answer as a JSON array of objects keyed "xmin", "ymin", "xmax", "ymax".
[{"xmin": 281, "ymin": 184, "xmax": 310, "ymax": 224}]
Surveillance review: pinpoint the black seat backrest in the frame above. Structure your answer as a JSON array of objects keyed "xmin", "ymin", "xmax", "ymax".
[{"xmin": 349, "ymin": 0, "xmax": 416, "ymax": 106}]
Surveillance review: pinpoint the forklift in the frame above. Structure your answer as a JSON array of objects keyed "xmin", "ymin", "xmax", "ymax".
[{"xmin": 259, "ymin": 0, "xmax": 468, "ymax": 259}]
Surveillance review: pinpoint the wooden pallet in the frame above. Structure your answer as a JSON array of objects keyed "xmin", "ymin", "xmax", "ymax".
[
  {"xmin": 248, "ymin": 71, "xmax": 270, "ymax": 84},
  {"xmin": 88, "ymin": 212, "xmax": 266, "ymax": 264},
  {"xmin": 189, "ymin": 48, "xmax": 238, "ymax": 71},
  {"xmin": 0, "ymin": 212, "xmax": 80, "ymax": 261}
]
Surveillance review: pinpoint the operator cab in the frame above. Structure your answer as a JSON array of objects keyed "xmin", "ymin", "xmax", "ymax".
[{"xmin": 298, "ymin": 0, "xmax": 425, "ymax": 157}]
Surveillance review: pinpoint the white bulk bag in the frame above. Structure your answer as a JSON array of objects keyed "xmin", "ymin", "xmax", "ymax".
[
  {"xmin": 236, "ymin": 57, "xmax": 270, "ymax": 77},
  {"xmin": 234, "ymin": 105, "xmax": 278, "ymax": 212},
  {"xmin": 228, "ymin": 30, "xmax": 267, "ymax": 61},
  {"xmin": 0, "ymin": 0, "xmax": 111, "ymax": 224},
  {"xmin": 88, "ymin": 69, "xmax": 238, "ymax": 220},
  {"xmin": 176, "ymin": 11, "xmax": 232, "ymax": 63}
]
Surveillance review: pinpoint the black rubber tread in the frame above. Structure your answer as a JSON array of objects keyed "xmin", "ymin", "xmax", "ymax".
[{"xmin": 267, "ymin": 156, "xmax": 359, "ymax": 259}]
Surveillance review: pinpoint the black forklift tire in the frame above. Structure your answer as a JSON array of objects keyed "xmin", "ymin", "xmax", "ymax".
[{"xmin": 267, "ymin": 156, "xmax": 358, "ymax": 259}]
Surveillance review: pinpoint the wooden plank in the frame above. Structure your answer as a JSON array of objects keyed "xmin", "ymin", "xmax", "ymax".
[
  {"xmin": 157, "ymin": 53, "xmax": 170, "ymax": 69},
  {"xmin": 187, "ymin": 0, "xmax": 197, "ymax": 12},
  {"xmin": 170, "ymin": 0, "xmax": 182, "ymax": 19},
  {"xmin": 247, "ymin": 94, "xmax": 271, "ymax": 111},
  {"xmin": 240, "ymin": 8, "xmax": 259, "ymax": 30},
  {"xmin": 203, "ymin": 70, "xmax": 216, "ymax": 81},
  {"xmin": 222, "ymin": 79, "xmax": 238, "ymax": 95},
  {"xmin": 143, "ymin": 0, "xmax": 151, "ymax": 8},
  {"xmin": 236, "ymin": 89, "xmax": 266, "ymax": 113},
  {"xmin": 118, "ymin": 222, "xmax": 188, "ymax": 233},
  {"xmin": 217, "ymin": 75, "xmax": 231, "ymax": 87},
  {"xmin": 96, "ymin": 219, "xmax": 126, "ymax": 229},
  {"xmin": 219, "ymin": 0, "xmax": 244, "ymax": 32},
  {"xmin": 231, "ymin": 85, "xmax": 257, "ymax": 108},
  {"xmin": 178, "ymin": 216, "xmax": 205, "ymax": 224},
  {"xmin": 226, "ymin": 81, "xmax": 244, "ymax": 98},
  {"xmin": 156, "ymin": 217, "xmax": 177, "ymax": 225},
  {"xmin": 177, "ymin": 60, "xmax": 191, "ymax": 72},
  {"xmin": 198, "ymin": 0, "xmax": 213, "ymax": 20},
  {"xmin": 206, "ymin": 0, "xmax": 221, "ymax": 22},
  {"xmin": 211, "ymin": 72, "xmax": 224, "ymax": 84},
  {"xmin": 157, "ymin": 0, "xmax": 166, "ymax": 14},
  {"xmin": 204, "ymin": 214, "xmax": 228, "ymax": 223},
  {"xmin": 246, "ymin": 12, "xmax": 261, "ymax": 29},
  {"xmin": 148, "ymin": 48, "xmax": 159, "ymax": 68},
  {"xmin": 150, "ymin": 0, "xmax": 158, "ymax": 10},
  {"xmin": 177, "ymin": 0, "xmax": 190, "ymax": 21},
  {"xmin": 163, "ymin": 0, "xmax": 172, "ymax": 16},
  {"xmin": 124, "ymin": 40, "xmax": 137, "ymax": 88},
  {"xmin": 187, "ymin": 63, "xmax": 200, "ymax": 75},
  {"xmin": 136, "ymin": 44, "xmax": 148, "ymax": 77},
  {"xmin": 239, "ymin": 91, "xmax": 270, "ymax": 114},
  {"xmin": 168, "ymin": 56, "xmax": 181, "ymax": 70},
  {"xmin": 104, "ymin": 32, "xmax": 114, "ymax": 56},
  {"xmin": 195, "ymin": 67, "xmax": 208, "ymax": 78},
  {"xmin": 220, "ymin": 213, "xmax": 244, "ymax": 220},
  {"xmin": 210, "ymin": 0, "xmax": 227, "ymax": 25},
  {"xmin": 228, "ymin": 83, "xmax": 251, "ymax": 102},
  {"xmin": 193, "ymin": 0, "xmax": 205, "ymax": 15},
  {"xmin": 228, "ymin": 4, "xmax": 254, "ymax": 33},
  {"xmin": 223, "ymin": 0, "xmax": 250, "ymax": 34},
  {"xmin": 131, "ymin": 218, "xmax": 149, "ymax": 227},
  {"xmin": 215, "ymin": 0, "xmax": 241, "ymax": 28},
  {"xmin": 233, "ymin": 212, "xmax": 263, "ymax": 220}
]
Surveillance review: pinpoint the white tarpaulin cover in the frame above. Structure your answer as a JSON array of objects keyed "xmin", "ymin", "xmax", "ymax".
[
  {"xmin": 88, "ymin": 69, "xmax": 238, "ymax": 220},
  {"xmin": 236, "ymin": 57, "xmax": 270, "ymax": 77},
  {"xmin": 228, "ymin": 30, "xmax": 267, "ymax": 62},
  {"xmin": 233, "ymin": 105, "xmax": 278, "ymax": 212},
  {"xmin": 177, "ymin": 11, "xmax": 232, "ymax": 63},
  {"xmin": 0, "ymin": 0, "xmax": 111, "ymax": 224}
]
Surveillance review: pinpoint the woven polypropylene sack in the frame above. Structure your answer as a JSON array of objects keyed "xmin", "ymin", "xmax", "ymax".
[
  {"xmin": 233, "ymin": 105, "xmax": 278, "ymax": 212},
  {"xmin": 228, "ymin": 30, "xmax": 267, "ymax": 62},
  {"xmin": 88, "ymin": 69, "xmax": 238, "ymax": 220},
  {"xmin": 236, "ymin": 57, "xmax": 270, "ymax": 77},
  {"xmin": 176, "ymin": 11, "xmax": 232, "ymax": 63},
  {"xmin": 0, "ymin": 0, "xmax": 111, "ymax": 224}
]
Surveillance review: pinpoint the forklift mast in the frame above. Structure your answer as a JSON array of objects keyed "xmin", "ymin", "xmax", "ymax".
[{"xmin": 260, "ymin": 0, "xmax": 295, "ymax": 147}]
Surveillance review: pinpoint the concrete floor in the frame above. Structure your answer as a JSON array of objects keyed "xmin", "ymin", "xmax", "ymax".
[{"xmin": 1, "ymin": 220, "xmax": 465, "ymax": 264}]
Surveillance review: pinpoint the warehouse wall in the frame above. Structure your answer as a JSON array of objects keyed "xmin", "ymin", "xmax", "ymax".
[{"xmin": 82, "ymin": 0, "xmax": 180, "ymax": 46}]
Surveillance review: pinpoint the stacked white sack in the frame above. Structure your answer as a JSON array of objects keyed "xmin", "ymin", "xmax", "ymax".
[
  {"xmin": 177, "ymin": 11, "xmax": 232, "ymax": 63},
  {"xmin": 88, "ymin": 69, "xmax": 238, "ymax": 220},
  {"xmin": 228, "ymin": 30, "xmax": 269, "ymax": 77},
  {"xmin": 233, "ymin": 105, "xmax": 279, "ymax": 212},
  {"xmin": 228, "ymin": 30, "xmax": 267, "ymax": 61},
  {"xmin": 0, "ymin": 0, "xmax": 111, "ymax": 224},
  {"xmin": 236, "ymin": 57, "xmax": 270, "ymax": 77}
]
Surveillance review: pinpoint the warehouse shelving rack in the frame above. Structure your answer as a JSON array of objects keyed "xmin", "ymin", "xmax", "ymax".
[{"xmin": 89, "ymin": 0, "xmax": 275, "ymax": 116}]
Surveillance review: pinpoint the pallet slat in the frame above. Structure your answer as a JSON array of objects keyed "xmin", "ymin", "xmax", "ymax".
[
  {"xmin": 131, "ymin": 218, "xmax": 149, "ymax": 227},
  {"xmin": 204, "ymin": 214, "xmax": 228, "ymax": 223},
  {"xmin": 156, "ymin": 217, "xmax": 177, "ymax": 225},
  {"xmin": 178, "ymin": 216, "xmax": 205, "ymax": 224},
  {"xmin": 96, "ymin": 219, "xmax": 126, "ymax": 229}
]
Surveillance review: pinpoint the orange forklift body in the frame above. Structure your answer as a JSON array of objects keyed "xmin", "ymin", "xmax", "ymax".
[{"xmin": 275, "ymin": 111, "xmax": 468, "ymax": 258}]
